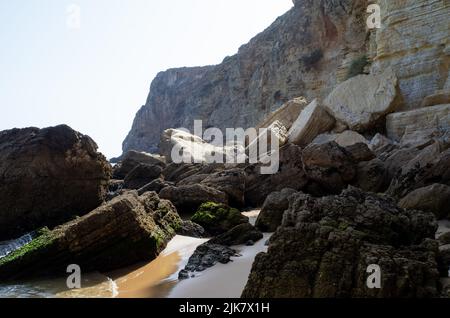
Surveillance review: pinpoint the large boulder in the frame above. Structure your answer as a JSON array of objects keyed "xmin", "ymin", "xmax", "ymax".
[
  {"xmin": 323, "ymin": 68, "xmax": 401, "ymax": 132},
  {"xmin": 160, "ymin": 129, "xmax": 244, "ymax": 164},
  {"xmin": 209, "ymin": 223, "xmax": 263, "ymax": 246},
  {"xmin": 287, "ymin": 99, "xmax": 335, "ymax": 147},
  {"xmin": 242, "ymin": 187, "xmax": 440, "ymax": 298},
  {"xmin": 0, "ymin": 125, "xmax": 112, "ymax": 241},
  {"xmin": 388, "ymin": 145, "xmax": 450, "ymax": 199},
  {"xmin": 255, "ymin": 188, "xmax": 298, "ymax": 232},
  {"xmin": 245, "ymin": 144, "xmax": 308, "ymax": 207},
  {"xmin": 256, "ymin": 97, "xmax": 308, "ymax": 131},
  {"xmin": 355, "ymin": 159, "xmax": 389, "ymax": 193},
  {"xmin": 200, "ymin": 169, "xmax": 246, "ymax": 207},
  {"xmin": 312, "ymin": 130, "xmax": 369, "ymax": 148},
  {"xmin": 399, "ymin": 184, "xmax": 450, "ymax": 220},
  {"xmin": 302, "ymin": 142, "xmax": 357, "ymax": 195},
  {"xmin": 159, "ymin": 184, "xmax": 228, "ymax": 214},
  {"xmin": 421, "ymin": 90, "xmax": 450, "ymax": 108},
  {"xmin": 191, "ymin": 202, "xmax": 248, "ymax": 236},
  {"xmin": 386, "ymin": 104, "xmax": 450, "ymax": 142},
  {"xmin": 113, "ymin": 150, "xmax": 165, "ymax": 179},
  {"xmin": 123, "ymin": 164, "xmax": 163, "ymax": 190},
  {"xmin": 0, "ymin": 191, "xmax": 181, "ymax": 280}
]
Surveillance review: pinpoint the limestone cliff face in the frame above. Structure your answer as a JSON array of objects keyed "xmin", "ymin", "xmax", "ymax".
[
  {"xmin": 123, "ymin": 0, "xmax": 370, "ymax": 153},
  {"xmin": 369, "ymin": 0, "xmax": 450, "ymax": 110},
  {"xmin": 123, "ymin": 0, "xmax": 449, "ymax": 154}
]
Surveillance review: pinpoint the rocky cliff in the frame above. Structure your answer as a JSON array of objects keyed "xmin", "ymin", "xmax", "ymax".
[
  {"xmin": 123, "ymin": 0, "xmax": 370, "ymax": 153},
  {"xmin": 123, "ymin": 0, "xmax": 449, "ymax": 154}
]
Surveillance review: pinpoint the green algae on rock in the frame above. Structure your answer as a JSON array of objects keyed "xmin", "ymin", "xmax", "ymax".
[
  {"xmin": 191, "ymin": 202, "xmax": 248, "ymax": 236},
  {"xmin": 0, "ymin": 191, "xmax": 181, "ymax": 281}
]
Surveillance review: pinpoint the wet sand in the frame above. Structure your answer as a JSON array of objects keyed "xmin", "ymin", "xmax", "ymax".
[
  {"xmin": 168, "ymin": 233, "xmax": 271, "ymax": 298},
  {"xmin": 111, "ymin": 235, "xmax": 208, "ymax": 298}
]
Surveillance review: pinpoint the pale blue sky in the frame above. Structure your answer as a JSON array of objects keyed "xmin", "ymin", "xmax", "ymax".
[{"xmin": 0, "ymin": 0, "xmax": 293, "ymax": 158}]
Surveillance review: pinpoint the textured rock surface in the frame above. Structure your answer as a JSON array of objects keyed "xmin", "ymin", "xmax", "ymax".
[
  {"xmin": 422, "ymin": 90, "xmax": 450, "ymax": 108},
  {"xmin": 159, "ymin": 184, "xmax": 228, "ymax": 214},
  {"xmin": 323, "ymin": 68, "xmax": 401, "ymax": 131},
  {"xmin": 388, "ymin": 145, "xmax": 450, "ymax": 199},
  {"xmin": 370, "ymin": 0, "xmax": 450, "ymax": 110},
  {"xmin": 386, "ymin": 104, "xmax": 450, "ymax": 142},
  {"xmin": 209, "ymin": 223, "xmax": 263, "ymax": 246},
  {"xmin": 123, "ymin": 0, "xmax": 371, "ymax": 153},
  {"xmin": 313, "ymin": 130, "xmax": 369, "ymax": 147},
  {"xmin": 302, "ymin": 142, "xmax": 356, "ymax": 194},
  {"xmin": 242, "ymin": 187, "xmax": 440, "ymax": 298},
  {"xmin": 113, "ymin": 150, "xmax": 165, "ymax": 180},
  {"xmin": 288, "ymin": 99, "xmax": 335, "ymax": 147},
  {"xmin": 123, "ymin": 164, "xmax": 163, "ymax": 190},
  {"xmin": 0, "ymin": 192, "xmax": 181, "ymax": 280},
  {"xmin": 0, "ymin": 125, "xmax": 112, "ymax": 241},
  {"xmin": 200, "ymin": 169, "xmax": 247, "ymax": 207},
  {"xmin": 256, "ymin": 97, "xmax": 308, "ymax": 130},
  {"xmin": 399, "ymin": 184, "xmax": 450, "ymax": 220},
  {"xmin": 179, "ymin": 243, "xmax": 237, "ymax": 279},
  {"xmin": 245, "ymin": 144, "xmax": 307, "ymax": 207},
  {"xmin": 256, "ymin": 188, "xmax": 298, "ymax": 232},
  {"xmin": 191, "ymin": 202, "xmax": 249, "ymax": 236}
]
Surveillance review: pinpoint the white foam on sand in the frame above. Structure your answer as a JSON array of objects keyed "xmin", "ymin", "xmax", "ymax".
[{"xmin": 168, "ymin": 232, "xmax": 271, "ymax": 298}]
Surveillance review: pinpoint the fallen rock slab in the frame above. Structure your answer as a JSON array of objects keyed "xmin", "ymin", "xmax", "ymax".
[
  {"xmin": 324, "ymin": 68, "xmax": 401, "ymax": 132},
  {"xmin": 0, "ymin": 191, "xmax": 182, "ymax": 280},
  {"xmin": 113, "ymin": 150, "xmax": 165, "ymax": 179},
  {"xmin": 288, "ymin": 99, "xmax": 335, "ymax": 147},
  {"xmin": 159, "ymin": 184, "xmax": 228, "ymax": 214},
  {"xmin": 399, "ymin": 184, "xmax": 450, "ymax": 220},
  {"xmin": 386, "ymin": 104, "xmax": 450, "ymax": 142}
]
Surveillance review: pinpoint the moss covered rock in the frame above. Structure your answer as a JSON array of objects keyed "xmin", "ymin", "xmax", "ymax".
[
  {"xmin": 0, "ymin": 191, "xmax": 181, "ymax": 281},
  {"xmin": 191, "ymin": 202, "xmax": 248, "ymax": 236}
]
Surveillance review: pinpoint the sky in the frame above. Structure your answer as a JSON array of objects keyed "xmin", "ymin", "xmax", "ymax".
[{"xmin": 0, "ymin": 0, "xmax": 293, "ymax": 158}]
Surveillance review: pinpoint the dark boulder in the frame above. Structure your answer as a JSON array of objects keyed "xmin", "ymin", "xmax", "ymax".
[
  {"xmin": 113, "ymin": 150, "xmax": 165, "ymax": 179},
  {"xmin": 178, "ymin": 243, "xmax": 237, "ymax": 279},
  {"xmin": 209, "ymin": 223, "xmax": 263, "ymax": 246},
  {"xmin": 191, "ymin": 202, "xmax": 248, "ymax": 236},
  {"xmin": 255, "ymin": 188, "xmax": 298, "ymax": 232},
  {"xmin": 245, "ymin": 144, "xmax": 307, "ymax": 207},
  {"xmin": 159, "ymin": 184, "xmax": 228, "ymax": 214},
  {"xmin": 242, "ymin": 187, "xmax": 439, "ymax": 298},
  {"xmin": 123, "ymin": 164, "xmax": 163, "ymax": 190},
  {"xmin": 0, "ymin": 125, "xmax": 112, "ymax": 241},
  {"xmin": 399, "ymin": 184, "xmax": 450, "ymax": 220},
  {"xmin": 355, "ymin": 159, "xmax": 389, "ymax": 193},
  {"xmin": 388, "ymin": 146, "xmax": 450, "ymax": 199},
  {"xmin": 201, "ymin": 169, "xmax": 246, "ymax": 207},
  {"xmin": 137, "ymin": 178, "xmax": 173, "ymax": 195},
  {"xmin": 177, "ymin": 220, "xmax": 206, "ymax": 238},
  {"xmin": 302, "ymin": 141, "xmax": 356, "ymax": 195}
]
